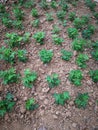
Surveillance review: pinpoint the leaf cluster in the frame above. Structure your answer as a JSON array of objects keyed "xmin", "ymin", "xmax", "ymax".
[
  {"xmin": 75, "ymin": 93, "xmax": 89, "ymax": 108},
  {"xmin": 0, "ymin": 68, "xmax": 20, "ymax": 85},
  {"xmin": 46, "ymin": 73, "xmax": 61, "ymax": 88},
  {"xmin": 61, "ymin": 49, "xmax": 73, "ymax": 61},
  {"xmin": 39, "ymin": 49, "xmax": 53, "ymax": 63},
  {"xmin": 22, "ymin": 69, "xmax": 37, "ymax": 88},
  {"xmin": 76, "ymin": 53, "xmax": 89, "ymax": 68},
  {"xmin": 52, "ymin": 34, "xmax": 64, "ymax": 45},
  {"xmin": 0, "ymin": 92, "xmax": 15, "ymax": 117},
  {"xmin": 69, "ymin": 70, "xmax": 83, "ymax": 86},
  {"xmin": 89, "ymin": 70, "xmax": 98, "ymax": 83},
  {"xmin": 67, "ymin": 28, "xmax": 79, "ymax": 39},
  {"xmin": 26, "ymin": 98, "xmax": 38, "ymax": 110},
  {"xmin": 33, "ymin": 32, "xmax": 45, "ymax": 45},
  {"xmin": 53, "ymin": 91, "xmax": 70, "ymax": 105}
]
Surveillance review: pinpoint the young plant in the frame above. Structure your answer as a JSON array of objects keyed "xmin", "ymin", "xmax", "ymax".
[
  {"xmin": 39, "ymin": 49, "xmax": 53, "ymax": 64},
  {"xmin": 69, "ymin": 70, "xmax": 83, "ymax": 86},
  {"xmin": 24, "ymin": 0, "xmax": 35, "ymax": 8},
  {"xmin": 67, "ymin": 28, "xmax": 78, "ymax": 39},
  {"xmin": 56, "ymin": 10, "xmax": 66, "ymax": 20},
  {"xmin": 46, "ymin": 73, "xmax": 61, "ymax": 88},
  {"xmin": 52, "ymin": 34, "xmax": 64, "ymax": 45},
  {"xmin": 53, "ymin": 91, "xmax": 70, "ymax": 105},
  {"xmin": 91, "ymin": 49, "xmax": 98, "ymax": 61},
  {"xmin": 61, "ymin": 49, "xmax": 73, "ymax": 61},
  {"xmin": 76, "ymin": 53, "xmax": 89, "ymax": 68},
  {"xmin": 68, "ymin": 12, "xmax": 76, "ymax": 21},
  {"xmin": 0, "ymin": 3, "xmax": 5, "ymax": 13},
  {"xmin": 59, "ymin": 0, "xmax": 68, "ymax": 11},
  {"xmin": 22, "ymin": 32, "xmax": 30, "ymax": 43},
  {"xmin": 0, "ymin": 68, "xmax": 20, "ymax": 85},
  {"xmin": 50, "ymin": 1, "xmax": 57, "ymax": 9},
  {"xmin": 17, "ymin": 49, "xmax": 28, "ymax": 62},
  {"xmin": 31, "ymin": 8, "xmax": 38, "ymax": 17},
  {"xmin": 71, "ymin": 38, "xmax": 86, "ymax": 51},
  {"xmin": 0, "ymin": 47, "xmax": 16, "ymax": 64},
  {"xmin": 26, "ymin": 98, "xmax": 38, "ymax": 110},
  {"xmin": 73, "ymin": 17, "xmax": 87, "ymax": 29},
  {"xmin": 93, "ymin": 12, "xmax": 98, "ymax": 20},
  {"xmin": 75, "ymin": 93, "xmax": 89, "ymax": 109},
  {"xmin": 52, "ymin": 25, "xmax": 60, "ymax": 34},
  {"xmin": 46, "ymin": 13, "xmax": 54, "ymax": 21},
  {"xmin": 13, "ymin": 20, "xmax": 23, "ymax": 29},
  {"xmin": 40, "ymin": 0, "xmax": 48, "ymax": 10},
  {"xmin": 22, "ymin": 69, "xmax": 37, "ymax": 88},
  {"xmin": 13, "ymin": 7, "xmax": 24, "ymax": 20},
  {"xmin": 33, "ymin": 31, "xmax": 45, "ymax": 45},
  {"xmin": 0, "ymin": 92, "xmax": 15, "ymax": 117},
  {"xmin": 89, "ymin": 70, "xmax": 98, "ymax": 83},
  {"xmin": 2, "ymin": 17, "xmax": 13, "ymax": 28},
  {"xmin": 82, "ymin": 25, "xmax": 95, "ymax": 39},
  {"xmin": 32, "ymin": 19, "xmax": 40, "ymax": 28},
  {"xmin": 62, "ymin": 20, "xmax": 67, "ymax": 27},
  {"xmin": 5, "ymin": 33, "xmax": 23, "ymax": 48},
  {"xmin": 85, "ymin": 0, "xmax": 96, "ymax": 11}
]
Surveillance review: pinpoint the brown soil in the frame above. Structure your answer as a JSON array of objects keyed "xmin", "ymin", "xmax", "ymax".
[{"xmin": 0, "ymin": 0, "xmax": 98, "ymax": 130}]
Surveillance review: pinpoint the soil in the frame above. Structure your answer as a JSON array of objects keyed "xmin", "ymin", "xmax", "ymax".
[{"xmin": 0, "ymin": 0, "xmax": 98, "ymax": 130}]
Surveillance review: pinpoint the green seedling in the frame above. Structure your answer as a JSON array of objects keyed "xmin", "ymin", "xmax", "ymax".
[
  {"xmin": 68, "ymin": 12, "xmax": 76, "ymax": 21},
  {"xmin": 33, "ymin": 31, "xmax": 45, "ymax": 45},
  {"xmin": 75, "ymin": 93, "xmax": 89, "ymax": 109},
  {"xmin": 50, "ymin": 1, "xmax": 57, "ymax": 9},
  {"xmin": 0, "ymin": 92, "xmax": 15, "ymax": 117},
  {"xmin": 17, "ymin": 49, "xmax": 28, "ymax": 62},
  {"xmin": 39, "ymin": 49, "xmax": 53, "ymax": 63},
  {"xmin": 67, "ymin": 28, "xmax": 78, "ymax": 39},
  {"xmin": 46, "ymin": 73, "xmax": 61, "ymax": 88},
  {"xmin": 32, "ymin": 19, "xmax": 40, "ymax": 28},
  {"xmin": 53, "ymin": 91, "xmax": 70, "ymax": 105},
  {"xmin": 0, "ymin": 68, "xmax": 20, "ymax": 85},
  {"xmin": 89, "ymin": 70, "xmax": 98, "ymax": 83},
  {"xmin": 69, "ymin": 70, "xmax": 83, "ymax": 86},
  {"xmin": 22, "ymin": 69, "xmax": 37, "ymax": 88},
  {"xmin": 13, "ymin": 7, "xmax": 24, "ymax": 20},
  {"xmin": 46, "ymin": 13, "xmax": 54, "ymax": 21},
  {"xmin": 76, "ymin": 53, "xmax": 89, "ymax": 68},
  {"xmin": 31, "ymin": 8, "xmax": 38, "ymax": 17},
  {"xmin": 52, "ymin": 25, "xmax": 60, "ymax": 34},
  {"xmin": 52, "ymin": 34, "xmax": 64, "ymax": 45},
  {"xmin": 26, "ymin": 98, "xmax": 38, "ymax": 110},
  {"xmin": 71, "ymin": 38, "xmax": 86, "ymax": 51},
  {"xmin": 61, "ymin": 49, "xmax": 73, "ymax": 61},
  {"xmin": 0, "ymin": 47, "xmax": 16, "ymax": 64},
  {"xmin": 56, "ymin": 10, "xmax": 66, "ymax": 20},
  {"xmin": 85, "ymin": 0, "xmax": 96, "ymax": 11},
  {"xmin": 40, "ymin": 0, "xmax": 48, "ymax": 9}
]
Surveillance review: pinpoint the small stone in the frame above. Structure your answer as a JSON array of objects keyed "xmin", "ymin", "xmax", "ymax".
[
  {"xmin": 53, "ymin": 115, "xmax": 58, "ymax": 119},
  {"xmin": 39, "ymin": 95, "xmax": 45, "ymax": 100},
  {"xmin": 38, "ymin": 126, "xmax": 47, "ymax": 130},
  {"xmin": 40, "ymin": 110, "xmax": 45, "ymax": 116},
  {"xmin": 66, "ymin": 111, "xmax": 71, "ymax": 117},
  {"xmin": 20, "ymin": 106, "xmax": 26, "ymax": 113},
  {"xmin": 23, "ymin": 97, "xmax": 27, "ymax": 101},
  {"xmin": 73, "ymin": 51, "xmax": 77, "ymax": 56},
  {"xmin": 55, "ymin": 111, "xmax": 59, "ymax": 115},
  {"xmin": 44, "ymin": 99, "xmax": 49, "ymax": 105},
  {"xmin": 69, "ymin": 101, "xmax": 74, "ymax": 106},
  {"xmin": 72, "ymin": 123, "xmax": 77, "ymax": 128},
  {"xmin": 42, "ymin": 88, "xmax": 50, "ymax": 93},
  {"xmin": 89, "ymin": 102, "xmax": 93, "ymax": 106}
]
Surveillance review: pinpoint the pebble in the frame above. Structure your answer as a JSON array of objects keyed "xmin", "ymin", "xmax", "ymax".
[
  {"xmin": 72, "ymin": 123, "xmax": 77, "ymax": 128},
  {"xmin": 66, "ymin": 111, "xmax": 71, "ymax": 117},
  {"xmin": 20, "ymin": 106, "xmax": 26, "ymax": 113},
  {"xmin": 53, "ymin": 115, "xmax": 58, "ymax": 119},
  {"xmin": 42, "ymin": 88, "xmax": 50, "ymax": 93},
  {"xmin": 44, "ymin": 99, "xmax": 49, "ymax": 105}
]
